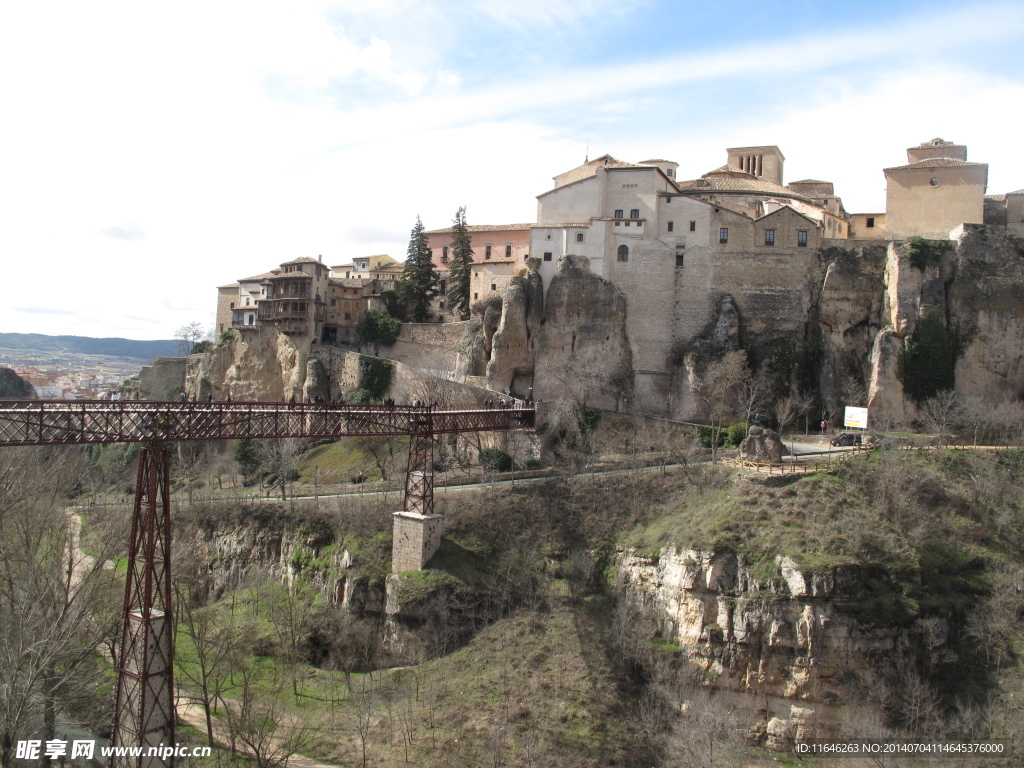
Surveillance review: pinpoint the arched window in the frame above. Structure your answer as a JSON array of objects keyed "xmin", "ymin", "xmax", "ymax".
[{"xmin": 617, "ymin": 245, "xmax": 629, "ymax": 262}]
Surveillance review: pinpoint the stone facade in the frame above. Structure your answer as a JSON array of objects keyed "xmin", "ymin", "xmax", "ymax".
[{"xmin": 391, "ymin": 511, "xmax": 443, "ymax": 572}]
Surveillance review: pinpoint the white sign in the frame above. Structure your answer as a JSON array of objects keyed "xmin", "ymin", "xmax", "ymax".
[{"xmin": 844, "ymin": 406, "xmax": 868, "ymax": 429}]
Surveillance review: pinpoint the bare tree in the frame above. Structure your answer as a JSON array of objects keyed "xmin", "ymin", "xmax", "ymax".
[
  {"xmin": 688, "ymin": 350, "xmax": 753, "ymax": 463},
  {"xmin": 0, "ymin": 448, "xmax": 122, "ymax": 767},
  {"xmin": 175, "ymin": 321, "xmax": 207, "ymax": 356},
  {"xmin": 919, "ymin": 389, "xmax": 963, "ymax": 446}
]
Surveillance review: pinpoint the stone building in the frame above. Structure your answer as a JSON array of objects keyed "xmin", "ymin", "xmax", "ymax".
[
  {"xmin": 425, "ymin": 223, "xmax": 532, "ymax": 315},
  {"xmin": 884, "ymin": 138, "xmax": 988, "ymax": 239}
]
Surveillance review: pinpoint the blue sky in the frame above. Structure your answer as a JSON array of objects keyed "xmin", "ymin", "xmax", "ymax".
[{"xmin": 2, "ymin": 0, "xmax": 1022, "ymax": 339}]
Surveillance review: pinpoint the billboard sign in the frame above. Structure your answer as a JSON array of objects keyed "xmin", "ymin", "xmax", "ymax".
[{"xmin": 844, "ymin": 406, "xmax": 868, "ymax": 429}]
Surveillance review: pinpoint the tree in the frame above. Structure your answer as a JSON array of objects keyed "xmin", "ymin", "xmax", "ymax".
[
  {"xmin": 688, "ymin": 350, "xmax": 752, "ymax": 464},
  {"xmin": 233, "ymin": 438, "xmax": 260, "ymax": 482},
  {"xmin": 175, "ymin": 322, "xmax": 206, "ymax": 355},
  {"xmin": 399, "ymin": 216, "xmax": 440, "ymax": 323},
  {"xmin": 447, "ymin": 207, "xmax": 474, "ymax": 320},
  {"xmin": 0, "ymin": 448, "xmax": 121, "ymax": 767},
  {"xmin": 357, "ymin": 309, "xmax": 401, "ymax": 354}
]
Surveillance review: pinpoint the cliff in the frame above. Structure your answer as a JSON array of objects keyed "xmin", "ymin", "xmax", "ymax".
[{"xmin": 0, "ymin": 367, "xmax": 36, "ymax": 399}]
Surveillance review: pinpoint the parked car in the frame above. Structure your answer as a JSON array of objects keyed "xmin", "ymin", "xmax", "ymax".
[{"xmin": 830, "ymin": 432, "xmax": 862, "ymax": 447}]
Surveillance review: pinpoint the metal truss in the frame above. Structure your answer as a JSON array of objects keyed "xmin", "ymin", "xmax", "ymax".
[
  {"xmin": 110, "ymin": 443, "xmax": 175, "ymax": 767},
  {"xmin": 0, "ymin": 401, "xmax": 535, "ymax": 446}
]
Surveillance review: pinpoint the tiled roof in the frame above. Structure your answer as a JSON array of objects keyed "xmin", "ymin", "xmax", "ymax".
[
  {"xmin": 704, "ymin": 164, "xmax": 748, "ymax": 175},
  {"xmin": 675, "ymin": 174, "xmax": 812, "ymax": 200},
  {"xmin": 268, "ymin": 270, "xmax": 312, "ymax": 279},
  {"xmin": 217, "ymin": 282, "xmax": 240, "ymax": 289},
  {"xmin": 1007, "ymin": 189, "xmax": 1024, "ymax": 195},
  {"xmin": 280, "ymin": 256, "xmax": 325, "ymax": 266},
  {"xmin": 915, "ymin": 138, "xmax": 961, "ymax": 148},
  {"xmin": 885, "ymin": 158, "xmax": 986, "ymax": 171},
  {"xmin": 986, "ymin": 194, "xmax": 1007, "ymax": 202},
  {"xmin": 789, "ymin": 179, "xmax": 830, "ymax": 185},
  {"xmin": 238, "ymin": 271, "xmax": 279, "ymax": 282},
  {"xmin": 338, "ymin": 278, "xmax": 371, "ymax": 288},
  {"xmin": 425, "ymin": 223, "xmax": 533, "ymax": 234}
]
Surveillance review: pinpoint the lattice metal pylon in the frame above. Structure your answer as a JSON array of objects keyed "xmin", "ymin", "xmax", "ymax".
[
  {"xmin": 404, "ymin": 409, "xmax": 435, "ymax": 516},
  {"xmin": 111, "ymin": 442, "xmax": 175, "ymax": 767}
]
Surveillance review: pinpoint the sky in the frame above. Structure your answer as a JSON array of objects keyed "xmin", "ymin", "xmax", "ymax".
[{"xmin": 2, "ymin": 0, "xmax": 1023, "ymax": 340}]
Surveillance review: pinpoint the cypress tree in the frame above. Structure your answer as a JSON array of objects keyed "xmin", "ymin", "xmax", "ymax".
[
  {"xmin": 447, "ymin": 206, "xmax": 474, "ymax": 320},
  {"xmin": 400, "ymin": 215, "xmax": 440, "ymax": 322}
]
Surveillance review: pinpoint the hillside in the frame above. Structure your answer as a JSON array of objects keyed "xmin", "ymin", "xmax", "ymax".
[
  {"xmin": 0, "ymin": 332, "xmax": 179, "ymax": 360},
  {"xmin": 155, "ymin": 446, "xmax": 1023, "ymax": 766}
]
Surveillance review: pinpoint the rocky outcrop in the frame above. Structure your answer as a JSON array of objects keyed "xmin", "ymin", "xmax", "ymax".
[
  {"xmin": 302, "ymin": 357, "xmax": 330, "ymax": 403},
  {"xmin": 738, "ymin": 425, "xmax": 785, "ymax": 462},
  {"xmin": 187, "ymin": 327, "xmax": 311, "ymax": 402},
  {"xmin": 486, "ymin": 269, "xmax": 544, "ymax": 394},
  {"xmin": 534, "ymin": 255, "xmax": 633, "ymax": 410},
  {"xmin": 617, "ymin": 547, "xmax": 933, "ymax": 743},
  {"xmin": 0, "ymin": 367, "xmax": 36, "ymax": 399},
  {"xmin": 139, "ymin": 357, "xmax": 188, "ymax": 400}
]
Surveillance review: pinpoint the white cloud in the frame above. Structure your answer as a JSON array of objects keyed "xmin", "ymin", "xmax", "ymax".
[{"xmin": 0, "ymin": 1, "xmax": 1022, "ymax": 339}]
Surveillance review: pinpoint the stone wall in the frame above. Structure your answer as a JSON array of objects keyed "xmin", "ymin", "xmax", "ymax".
[{"xmin": 385, "ymin": 321, "xmax": 471, "ymax": 379}]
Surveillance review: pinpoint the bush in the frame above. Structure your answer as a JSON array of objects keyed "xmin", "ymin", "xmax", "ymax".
[
  {"xmin": 523, "ymin": 457, "xmax": 542, "ymax": 470},
  {"xmin": 725, "ymin": 422, "xmax": 748, "ymax": 447},
  {"xmin": 357, "ymin": 356, "xmax": 394, "ymax": 401},
  {"xmin": 695, "ymin": 425, "xmax": 723, "ymax": 449},
  {"xmin": 479, "ymin": 448, "xmax": 512, "ymax": 472}
]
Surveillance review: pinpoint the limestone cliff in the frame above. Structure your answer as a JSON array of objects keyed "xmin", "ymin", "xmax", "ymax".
[
  {"xmin": 486, "ymin": 268, "xmax": 544, "ymax": 394},
  {"xmin": 534, "ymin": 255, "xmax": 633, "ymax": 410},
  {"xmin": 186, "ymin": 327, "xmax": 312, "ymax": 401},
  {"xmin": 617, "ymin": 547, "xmax": 941, "ymax": 746}
]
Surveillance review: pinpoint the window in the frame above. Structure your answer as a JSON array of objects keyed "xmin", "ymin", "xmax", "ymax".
[
  {"xmin": 667, "ymin": 221, "xmax": 674, "ymax": 232},
  {"xmin": 485, "ymin": 245, "xmax": 492, "ymax": 259},
  {"xmin": 442, "ymin": 246, "xmax": 448, "ymax": 261},
  {"xmin": 344, "ymin": 313, "xmax": 350, "ymax": 320},
  {"xmin": 866, "ymin": 217, "xmax": 875, "ymax": 228},
  {"xmin": 797, "ymin": 230, "xmax": 808, "ymax": 247},
  {"xmin": 543, "ymin": 252, "xmax": 552, "ymax": 261},
  {"xmin": 617, "ymin": 245, "xmax": 629, "ymax": 262},
  {"xmin": 439, "ymin": 301, "xmax": 445, "ymax": 310},
  {"xmin": 719, "ymin": 228, "xmax": 729, "ymax": 244},
  {"xmin": 330, "ymin": 299, "xmax": 336, "ymax": 306},
  {"xmin": 576, "ymin": 232, "xmax": 584, "ymax": 243},
  {"xmin": 689, "ymin": 221, "xmax": 696, "ymax": 232},
  {"xmin": 676, "ymin": 253, "xmax": 685, "ymax": 267},
  {"xmin": 505, "ymin": 244, "xmax": 512, "ymax": 257},
  {"xmin": 229, "ymin": 302, "xmax": 235, "ymax": 309},
  {"xmin": 764, "ymin": 229, "xmax": 775, "ymax": 246},
  {"xmin": 439, "ymin": 279, "xmax": 447, "ymax": 293},
  {"xmin": 630, "ymin": 208, "xmax": 639, "ymax": 219},
  {"xmin": 491, "ymin": 284, "xmax": 496, "ymax": 291},
  {"xmin": 614, "ymin": 209, "xmax": 623, "ymax": 219},
  {"xmin": 546, "ymin": 233, "xmax": 552, "ymax": 240},
  {"xmin": 474, "ymin": 293, "xmax": 478, "ymax": 300}
]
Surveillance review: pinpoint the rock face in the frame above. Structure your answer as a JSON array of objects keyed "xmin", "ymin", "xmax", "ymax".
[
  {"xmin": 302, "ymin": 357, "xmax": 330, "ymax": 403},
  {"xmin": 0, "ymin": 367, "xmax": 36, "ymax": 398},
  {"xmin": 139, "ymin": 357, "xmax": 188, "ymax": 400},
  {"xmin": 617, "ymin": 547, "xmax": 935, "ymax": 743},
  {"xmin": 534, "ymin": 255, "xmax": 633, "ymax": 410},
  {"xmin": 738, "ymin": 425, "xmax": 785, "ymax": 462},
  {"xmin": 486, "ymin": 269, "xmax": 544, "ymax": 394},
  {"xmin": 187, "ymin": 327, "xmax": 312, "ymax": 401}
]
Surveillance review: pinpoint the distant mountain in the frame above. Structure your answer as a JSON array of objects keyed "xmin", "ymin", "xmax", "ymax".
[{"xmin": 0, "ymin": 333, "xmax": 181, "ymax": 361}]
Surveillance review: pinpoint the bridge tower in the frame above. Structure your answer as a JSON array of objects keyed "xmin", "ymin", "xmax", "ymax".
[
  {"xmin": 110, "ymin": 443, "xmax": 175, "ymax": 767},
  {"xmin": 391, "ymin": 409, "xmax": 443, "ymax": 572}
]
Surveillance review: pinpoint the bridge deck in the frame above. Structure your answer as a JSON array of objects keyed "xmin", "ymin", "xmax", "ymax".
[{"xmin": 0, "ymin": 400, "xmax": 535, "ymax": 446}]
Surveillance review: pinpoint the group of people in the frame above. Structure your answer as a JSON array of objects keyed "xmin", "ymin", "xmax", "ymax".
[{"xmin": 482, "ymin": 397, "xmax": 519, "ymax": 410}]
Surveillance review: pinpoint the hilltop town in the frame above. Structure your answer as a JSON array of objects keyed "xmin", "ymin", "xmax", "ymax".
[{"xmin": 196, "ymin": 136, "xmax": 1023, "ymax": 430}]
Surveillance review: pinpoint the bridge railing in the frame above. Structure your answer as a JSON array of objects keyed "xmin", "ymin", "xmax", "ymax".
[{"xmin": 0, "ymin": 400, "xmax": 535, "ymax": 446}]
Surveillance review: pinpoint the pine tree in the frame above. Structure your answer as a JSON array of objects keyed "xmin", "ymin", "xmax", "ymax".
[
  {"xmin": 447, "ymin": 206, "xmax": 474, "ymax": 320},
  {"xmin": 399, "ymin": 216, "xmax": 440, "ymax": 322}
]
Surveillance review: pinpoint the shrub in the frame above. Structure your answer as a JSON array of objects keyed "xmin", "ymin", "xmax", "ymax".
[
  {"xmin": 725, "ymin": 422, "xmax": 748, "ymax": 447},
  {"xmin": 898, "ymin": 314, "xmax": 953, "ymax": 403},
  {"xmin": 357, "ymin": 356, "xmax": 394, "ymax": 401},
  {"xmin": 904, "ymin": 237, "xmax": 949, "ymax": 270},
  {"xmin": 695, "ymin": 425, "xmax": 723, "ymax": 449},
  {"xmin": 479, "ymin": 448, "xmax": 512, "ymax": 472},
  {"xmin": 523, "ymin": 457, "xmax": 542, "ymax": 470}
]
